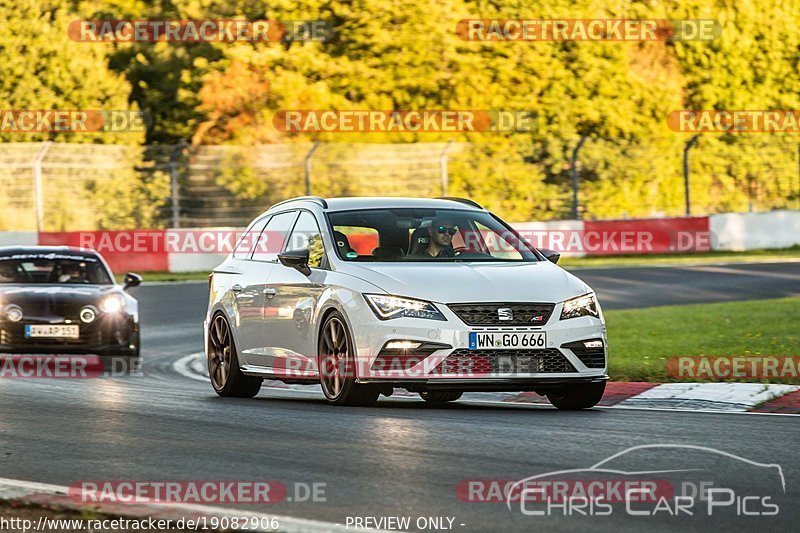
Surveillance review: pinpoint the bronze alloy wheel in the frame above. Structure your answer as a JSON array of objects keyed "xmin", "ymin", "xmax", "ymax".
[
  {"xmin": 318, "ymin": 312, "xmax": 379, "ymax": 406},
  {"xmin": 208, "ymin": 314, "xmax": 262, "ymax": 398}
]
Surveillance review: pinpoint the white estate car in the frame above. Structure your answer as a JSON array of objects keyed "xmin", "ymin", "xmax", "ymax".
[{"xmin": 205, "ymin": 197, "xmax": 607, "ymax": 409}]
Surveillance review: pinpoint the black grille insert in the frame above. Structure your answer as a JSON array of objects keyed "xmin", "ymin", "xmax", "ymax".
[
  {"xmin": 448, "ymin": 303, "xmax": 555, "ymax": 326},
  {"xmin": 570, "ymin": 348, "xmax": 606, "ymax": 369},
  {"xmin": 432, "ymin": 348, "xmax": 575, "ymax": 374},
  {"xmin": 561, "ymin": 340, "xmax": 606, "ymax": 369}
]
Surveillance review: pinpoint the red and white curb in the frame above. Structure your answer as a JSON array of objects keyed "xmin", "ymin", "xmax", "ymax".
[
  {"xmin": 505, "ymin": 382, "xmax": 800, "ymax": 413},
  {"xmin": 175, "ymin": 353, "xmax": 800, "ymax": 414},
  {"xmin": 0, "ymin": 477, "xmax": 384, "ymax": 533}
]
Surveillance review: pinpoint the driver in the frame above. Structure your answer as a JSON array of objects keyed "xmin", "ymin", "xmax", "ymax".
[
  {"xmin": 58, "ymin": 262, "xmax": 87, "ymax": 283},
  {"xmin": 412, "ymin": 218, "xmax": 458, "ymax": 258}
]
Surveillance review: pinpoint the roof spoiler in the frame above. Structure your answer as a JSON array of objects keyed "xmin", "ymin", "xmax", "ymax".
[
  {"xmin": 436, "ymin": 197, "xmax": 483, "ymax": 209},
  {"xmin": 270, "ymin": 196, "xmax": 328, "ymax": 209}
]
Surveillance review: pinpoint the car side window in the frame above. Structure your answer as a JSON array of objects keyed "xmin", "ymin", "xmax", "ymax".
[
  {"xmin": 286, "ymin": 211, "xmax": 326, "ymax": 268},
  {"xmin": 233, "ymin": 216, "xmax": 270, "ymax": 259},
  {"xmin": 251, "ymin": 211, "xmax": 299, "ymax": 262}
]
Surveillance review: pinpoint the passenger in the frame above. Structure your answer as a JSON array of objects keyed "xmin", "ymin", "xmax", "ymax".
[{"xmin": 0, "ymin": 262, "xmax": 19, "ymax": 283}]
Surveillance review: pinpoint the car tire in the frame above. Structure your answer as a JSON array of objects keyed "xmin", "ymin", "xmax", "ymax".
[
  {"xmin": 126, "ymin": 329, "xmax": 141, "ymax": 359},
  {"xmin": 546, "ymin": 381, "xmax": 606, "ymax": 410},
  {"xmin": 318, "ymin": 311, "xmax": 379, "ymax": 407},
  {"xmin": 207, "ymin": 313, "xmax": 262, "ymax": 398},
  {"xmin": 420, "ymin": 391, "xmax": 462, "ymax": 403}
]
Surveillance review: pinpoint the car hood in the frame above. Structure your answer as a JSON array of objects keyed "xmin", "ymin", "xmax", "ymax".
[
  {"xmin": 0, "ymin": 285, "xmax": 118, "ymax": 318},
  {"xmin": 341, "ymin": 261, "xmax": 592, "ymax": 304}
]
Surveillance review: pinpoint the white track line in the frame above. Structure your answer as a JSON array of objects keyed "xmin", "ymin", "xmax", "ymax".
[
  {"xmin": 0, "ymin": 477, "xmax": 388, "ymax": 533},
  {"xmin": 173, "ymin": 353, "xmax": 208, "ymax": 382},
  {"xmin": 457, "ymin": 398, "xmax": 800, "ymax": 417}
]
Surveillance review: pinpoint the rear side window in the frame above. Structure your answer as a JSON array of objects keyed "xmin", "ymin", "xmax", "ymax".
[
  {"xmin": 233, "ymin": 216, "xmax": 270, "ymax": 259},
  {"xmin": 251, "ymin": 211, "xmax": 299, "ymax": 262},
  {"xmin": 333, "ymin": 227, "xmax": 379, "ymax": 258},
  {"xmin": 286, "ymin": 211, "xmax": 326, "ymax": 268}
]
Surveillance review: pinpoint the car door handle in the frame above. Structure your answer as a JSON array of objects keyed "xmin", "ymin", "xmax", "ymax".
[
  {"xmin": 263, "ymin": 288, "xmax": 277, "ymax": 298},
  {"xmin": 231, "ymin": 284, "xmax": 243, "ymax": 293}
]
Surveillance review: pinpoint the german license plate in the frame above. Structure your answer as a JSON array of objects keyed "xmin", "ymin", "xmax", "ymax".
[
  {"xmin": 25, "ymin": 325, "xmax": 79, "ymax": 338},
  {"xmin": 469, "ymin": 331, "xmax": 546, "ymax": 350}
]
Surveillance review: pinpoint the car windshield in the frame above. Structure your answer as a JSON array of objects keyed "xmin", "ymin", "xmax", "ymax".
[
  {"xmin": 0, "ymin": 252, "xmax": 113, "ymax": 284},
  {"xmin": 327, "ymin": 208, "xmax": 540, "ymax": 262}
]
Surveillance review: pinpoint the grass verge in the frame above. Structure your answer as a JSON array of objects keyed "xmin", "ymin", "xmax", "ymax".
[{"xmin": 606, "ymin": 297, "xmax": 800, "ymax": 383}]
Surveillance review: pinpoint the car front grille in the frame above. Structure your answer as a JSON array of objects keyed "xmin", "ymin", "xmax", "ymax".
[
  {"xmin": 570, "ymin": 347, "xmax": 606, "ymax": 369},
  {"xmin": 447, "ymin": 303, "xmax": 555, "ymax": 326},
  {"xmin": 431, "ymin": 348, "xmax": 576, "ymax": 375}
]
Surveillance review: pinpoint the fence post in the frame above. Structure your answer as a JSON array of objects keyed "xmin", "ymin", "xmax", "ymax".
[
  {"xmin": 32, "ymin": 141, "xmax": 52, "ymax": 233},
  {"xmin": 169, "ymin": 140, "xmax": 188, "ymax": 229},
  {"xmin": 683, "ymin": 134, "xmax": 700, "ymax": 215},
  {"xmin": 439, "ymin": 140, "xmax": 454, "ymax": 196},
  {"xmin": 304, "ymin": 142, "xmax": 320, "ymax": 196},
  {"xmin": 570, "ymin": 136, "xmax": 588, "ymax": 220},
  {"xmin": 797, "ymin": 143, "xmax": 800, "ymax": 210}
]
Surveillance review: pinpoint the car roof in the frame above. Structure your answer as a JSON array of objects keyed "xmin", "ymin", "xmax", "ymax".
[
  {"xmin": 0, "ymin": 245, "xmax": 99, "ymax": 256},
  {"xmin": 269, "ymin": 196, "xmax": 484, "ymax": 213}
]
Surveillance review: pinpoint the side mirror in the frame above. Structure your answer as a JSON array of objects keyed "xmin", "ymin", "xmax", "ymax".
[
  {"xmin": 278, "ymin": 249, "xmax": 312, "ymax": 276},
  {"xmin": 539, "ymin": 249, "xmax": 560, "ymax": 264},
  {"xmin": 123, "ymin": 272, "xmax": 142, "ymax": 291}
]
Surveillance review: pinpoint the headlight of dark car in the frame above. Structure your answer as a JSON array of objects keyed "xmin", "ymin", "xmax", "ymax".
[{"xmin": 100, "ymin": 294, "xmax": 125, "ymax": 314}]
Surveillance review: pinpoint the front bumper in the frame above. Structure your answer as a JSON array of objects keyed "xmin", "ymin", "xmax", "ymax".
[
  {"xmin": 344, "ymin": 297, "xmax": 607, "ymax": 385},
  {"xmin": 0, "ymin": 315, "xmax": 138, "ymax": 355},
  {"xmin": 355, "ymin": 376, "xmax": 608, "ymax": 393}
]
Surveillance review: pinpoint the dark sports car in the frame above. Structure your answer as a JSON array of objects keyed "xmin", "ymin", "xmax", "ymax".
[{"xmin": 0, "ymin": 246, "xmax": 141, "ymax": 357}]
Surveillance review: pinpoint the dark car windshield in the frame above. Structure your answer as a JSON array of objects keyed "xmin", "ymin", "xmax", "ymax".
[
  {"xmin": 0, "ymin": 252, "xmax": 113, "ymax": 285},
  {"xmin": 327, "ymin": 208, "xmax": 540, "ymax": 262}
]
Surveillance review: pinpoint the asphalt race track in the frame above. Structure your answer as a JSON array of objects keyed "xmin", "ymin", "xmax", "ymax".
[
  {"xmin": 578, "ymin": 261, "xmax": 800, "ymax": 310},
  {"xmin": 1, "ymin": 261, "xmax": 799, "ymax": 532}
]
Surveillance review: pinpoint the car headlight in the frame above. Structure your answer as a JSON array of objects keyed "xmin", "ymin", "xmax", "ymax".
[
  {"xmin": 100, "ymin": 295, "xmax": 124, "ymax": 313},
  {"xmin": 560, "ymin": 293, "xmax": 599, "ymax": 320},
  {"xmin": 80, "ymin": 306, "xmax": 97, "ymax": 323},
  {"xmin": 364, "ymin": 294, "xmax": 446, "ymax": 321},
  {"xmin": 5, "ymin": 305, "xmax": 23, "ymax": 322}
]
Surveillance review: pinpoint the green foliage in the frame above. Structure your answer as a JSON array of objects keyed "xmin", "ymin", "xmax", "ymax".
[
  {"xmin": 0, "ymin": 0, "xmax": 142, "ymax": 144},
  {"xmin": 1, "ymin": 0, "xmax": 799, "ymax": 227}
]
